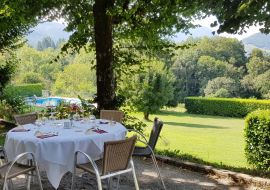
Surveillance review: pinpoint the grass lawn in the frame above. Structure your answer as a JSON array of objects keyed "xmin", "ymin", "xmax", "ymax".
[
  {"xmin": 0, "ymin": 105, "xmax": 247, "ymax": 168},
  {"xmin": 129, "ymin": 105, "xmax": 247, "ymax": 168}
]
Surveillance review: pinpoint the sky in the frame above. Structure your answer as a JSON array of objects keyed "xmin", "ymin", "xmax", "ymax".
[
  {"xmin": 193, "ymin": 16, "xmax": 261, "ymax": 40},
  {"xmin": 55, "ymin": 15, "xmax": 262, "ymax": 41}
]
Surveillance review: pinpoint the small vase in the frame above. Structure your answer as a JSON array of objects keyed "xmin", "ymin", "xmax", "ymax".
[
  {"xmin": 70, "ymin": 119, "xmax": 74, "ymax": 128},
  {"xmin": 68, "ymin": 114, "xmax": 74, "ymax": 127}
]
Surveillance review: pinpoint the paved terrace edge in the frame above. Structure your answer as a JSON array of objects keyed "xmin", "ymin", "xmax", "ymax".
[{"xmin": 155, "ymin": 154, "xmax": 270, "ymax": 189}]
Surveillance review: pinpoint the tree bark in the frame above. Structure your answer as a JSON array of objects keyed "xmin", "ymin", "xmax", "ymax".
[
  {"xmin": 144, "ymin": 113, "xmax": 149, "ymax": 120},
  {"xmin": 93, "ymin": 0, "xmax": 115, "ymax": 110}
]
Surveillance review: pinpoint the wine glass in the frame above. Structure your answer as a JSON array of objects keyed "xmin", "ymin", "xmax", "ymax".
[
  {"xmin": 35, "ymin": 119, "xmax": 42, "ymax": 129},
  {"xmin": 49, "ymin": 112, "xmax": 55, "ymax": 126},
  {"xmin": 41, "ymin": 117, "xmax": 49, "ymax": 125},
  {"xmin": 73, "ymin": 113, "xmax": 80, "ymax": 121},
  {"xmin": 81, "ymin": 109, "xmax": 85, "ymax": 121},
  {"xmin": 89, "ymin": 115, "xmax": 96, "ymax": 128},
  {"xmin": 36, "ymin": 110, "xmax": 41, "ymax": 121},
  {"xmin": 90, "ymin": 115, "xmax": 96, "ymax": 123}
]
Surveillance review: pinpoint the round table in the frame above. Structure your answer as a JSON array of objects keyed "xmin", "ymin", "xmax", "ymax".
[{"xmin": 4, "ymin": 119, "xmax": 127, "ymax": 189}]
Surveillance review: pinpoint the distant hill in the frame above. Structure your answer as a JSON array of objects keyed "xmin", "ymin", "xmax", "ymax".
[
  {"xmin": 171, "ymin": 27, "xmax": 216, "ymax": 43},
  {"xmin": 242, "ymin": 33, "xmax": 270, "ymax": 55},
  {"xmin": 26, "ymin": 22, "xmax": 215, "ymax": 47},
  {"xmin": 25, "ymin": 22, "xmax": 72, "ymax": 47}
]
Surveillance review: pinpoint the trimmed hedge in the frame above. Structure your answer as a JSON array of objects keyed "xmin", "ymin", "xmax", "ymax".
[
  {"xmin": 245, "ymin": 110, "xmax": 270, "ymax": 170},
  {"xmin": 12, "ymin": 83, "xmax": 42, "ymax": 97},
  {"xmin": 185, "ymin": 97, "xmax": 270, "ymax": 117}
]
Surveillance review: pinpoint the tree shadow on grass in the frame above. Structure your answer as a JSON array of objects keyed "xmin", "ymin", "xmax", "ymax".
[{"xmin": 164, "ymin": 121, "xmax": 229, "ymax": 129}]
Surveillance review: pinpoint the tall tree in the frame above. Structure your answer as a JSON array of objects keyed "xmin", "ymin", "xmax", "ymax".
[{"xmin": 2, "ymin": 0, "xmax": 270, "ymax": 109}]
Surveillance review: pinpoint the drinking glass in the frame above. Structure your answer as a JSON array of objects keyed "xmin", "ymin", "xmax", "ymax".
[
  {"xmin": 49, "ymin": 113, "xmax": 55, "ymax": 126},
  {"xmin": 41, "ymin": 117, "xmax": 49, "ymax": 125},
  {"xmin": 35, "ymin": 119, "xmax": 42, "ymax": 129},
  {"xmin": 89, "ymin": 115, "xmax": 96, "ymax": 123},
  {"xmin": 73, "ymin": 113, "xmax": 80, "ymax": 121}
]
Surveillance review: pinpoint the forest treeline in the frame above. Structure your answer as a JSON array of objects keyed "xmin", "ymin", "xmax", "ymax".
[{"xmin": 2, "ymin": 35, "xmax": 270, "ymax": 107}]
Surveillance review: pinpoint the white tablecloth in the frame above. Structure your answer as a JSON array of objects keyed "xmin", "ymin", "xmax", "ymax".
[{"xmin": 4, "ymin": 119, "xmax": 127, "ymax": 189}]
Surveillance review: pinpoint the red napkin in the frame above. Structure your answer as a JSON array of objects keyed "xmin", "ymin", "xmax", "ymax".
[
  {"xmin": 11, "ymin": 129, "xmax": 31, "ymax": 132},
  {"xmin": 75, "ymin": 118, "xmax": 84, "ymax": 121},
  {"xmin": 99, "ymin": 121, "xmax": 116, "ymax": 124},
  {"xmin": 37, "ymin": 134, "xmax": 58, "ymax": 139},
  {"xmin": 93, "ymin": 130, "xmax": 108, "ymax": 134}
]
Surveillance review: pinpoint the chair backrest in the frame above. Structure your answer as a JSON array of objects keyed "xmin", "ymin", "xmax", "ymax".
[
  {"xmin": 102, "ymin": 136, "xmax": 137, "ymax": 175},
  {"xmin": 100, "ymin": 110, "xmax": 124, "ymax": 123},
  {"xmin": 14, "ymin": 113, "xmax": 39, "ymax": 125},
  {"xmin": 148, "ymin": 117, "xmax": 163, "ymax": 151}
]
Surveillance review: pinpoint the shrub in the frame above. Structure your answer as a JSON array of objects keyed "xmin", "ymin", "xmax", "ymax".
[
  {"xmin": 12, "ymin": 83, "xmax": 42, "ymax": 97},
  {"xmin": 245, "ymin": 109, "xmax": 270, "ymax": 170},
  {"xmin": 185, "ymin": 97, "xmax": 270, "ymax": 117},
  {"xmin": 1, "ymin": 85, "xmax": 28, "ymax": 113}
]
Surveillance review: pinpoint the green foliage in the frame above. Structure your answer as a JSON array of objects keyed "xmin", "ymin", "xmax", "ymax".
[
  {"xmin": 0, "ymin": 52, "xmax": 18, "ymax": 94},
  {"xmin": 172, "ymin": 36, "xmax": 246, "ymax": 102},
  {"xmin": 12, "ymin": 83, "xmax": 42, "ymax": 97},
  {"xmin": 204, "ymin": 77, "xmax": 238, "ymax": 97},
  {"xmin": 241, "ymin": 51, "xmax": 270, "ymax": 99},
  {"xmin": 53, "ymin": 62, "xmax": 96, "ymax": 93},
  {"xmin": 1, "ymin": 85, "xmax": 29, "ymax": 114},
  {"xmin": 0, "ymin": 100, "xmax": 20, "ymax": 121},
  {"xmin": 21, "ymin": 72, "xmax": 44, "ymax": 84},
  {"xmin": 122, "ymin": 112, "xmax": 147, "ymax": 134},
  {"xmin": 121, "ymin": 61, "xmax": 175, "ymax": 119},
  {"xmin": 36, "ymin": 36, "xmax": 56, "ymax": 51},
  {"xmin": 244, "ymin": 109, "xmax": 270, "ymax": 171},
  {"xmin": 185, "ymin": 97, "xmax": 270, "ymax": 117},
  {"xmin": 211, "ymin": 88, "xmax": 232, "ymax": 98}
]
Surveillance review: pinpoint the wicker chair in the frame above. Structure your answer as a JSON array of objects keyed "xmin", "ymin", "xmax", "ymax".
[
  {"xmin": 0, "ymin": 147, "xmax": 43, "ymax": 190},
  {"xmin": 13, "ymin": 113, "xmax": 39, "ymax": 125},
  {"xmin": 100, "ymin": 110, "xmax": 124, "ymax": 123},
  {"xmin": 128, "ymin": 117, "xmax": 166, "ymax": 190},
  {"xmin": 71, "ymin": 136, "xmax": 139, "ymax": 190}
]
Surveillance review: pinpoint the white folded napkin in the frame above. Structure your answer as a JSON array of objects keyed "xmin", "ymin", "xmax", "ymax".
[
  {"xmin": 85, "ymin": 129, "xmax": 94, "ymax": 135},
  {"xmin": 34, "ymin": 131, "xmax": 43, "ymax": 136},
  {"xmin": 17, "ymin": 124, "xmax": 24, "ymax": 129},
  {"xmin": 107, "ymin": 117, "xmax": 115, "ymax": 126}
]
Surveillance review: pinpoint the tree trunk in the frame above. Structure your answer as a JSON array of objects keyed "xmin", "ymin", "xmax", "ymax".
[
  {"xmin": 143, "ymin": 113, "xmax": 149, "ymax": 120},
  {"xmin": 93, "ymin": 0, "xmax": 115, "ymax": 110}
]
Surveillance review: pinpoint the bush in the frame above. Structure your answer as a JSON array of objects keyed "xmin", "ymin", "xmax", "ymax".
[
  {"xmin": 185, "ymin": 97, "xmax": 270, "ymax": 117},
  {"xmin": 245, "ymin": 109, "xmax": 270, "ymax": 170},
  {"xmin": 1, "ymin": 85, "xmax": 27, "ymax": 113},
  {"xmin": 12, "ymin": 83, "xmax": 42, "ymax": 97}
]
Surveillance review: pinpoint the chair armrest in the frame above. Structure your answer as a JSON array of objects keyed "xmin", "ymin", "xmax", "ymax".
[
  {"xmin": 74, "ymin": 150, "xmax": 100, "ymax": 176},
  {"xmin": 127, "ymin": 129, "xmax": 148, "ymax": 144},
  {"xmin": 136, "ymin": 139, "xmax": 155, "ymax": 155},
  {"xmin": 4, "ymin": 152, "xmax": 38, "ymax": 182}
]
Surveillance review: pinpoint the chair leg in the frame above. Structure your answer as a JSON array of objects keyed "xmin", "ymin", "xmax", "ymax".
[
  {"xmin": 150, "ymin": 153, "xmax": 166, "ymax": 190},
  {"xmin": 8, "ymin": 180, "xmax": 13, "ymax": 190},
  {"xmin": 35, "ymin": 166, "xmax": 43, "ymax": 190},
  {"xmin": 26, "ymin": 159, "xmax": 33, "ymax": 190},
  {"xmin": 137, "ymin": 139, "xmax": 167, "ymax": 190},
  {"xmin": 71, "ymin": 166, "xmax": 76, "ymax": 190},
  {"xmin": 26, "ymin": 172, "xmax": 31, "ymax": 190},
  {"xmin": 3, "ymin": 180, "xmax": 8, "ymax": 190},
  {"xmin": 117, "ymin": 175, "xmax": 120, "ymax": 190},
  {"xmin": 107, "ymin": 177, "xmax": 112, "ymax": 190},
  {"xmin": 130, "ymin": 159, "xmax": 139, "ymax": 190},
  {"xmin": 95, "ymin": 174, "xmax": 103, "ymax": 190}
]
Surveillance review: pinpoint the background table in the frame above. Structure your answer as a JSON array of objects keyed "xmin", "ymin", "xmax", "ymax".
[{"xmin": 4, "ymin": 119, "xmax": 127, "ymax": 189}]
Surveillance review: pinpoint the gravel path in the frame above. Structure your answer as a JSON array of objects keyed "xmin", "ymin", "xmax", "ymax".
[{"xmin": 3, "ymin": 157, "xmax": 258, "ymax": 190}]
